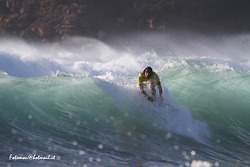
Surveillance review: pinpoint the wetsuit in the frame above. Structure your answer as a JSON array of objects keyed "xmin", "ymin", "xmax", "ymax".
[{"xmin": 138, "ymin": 71, "xmax": 161, "ymax": 87}]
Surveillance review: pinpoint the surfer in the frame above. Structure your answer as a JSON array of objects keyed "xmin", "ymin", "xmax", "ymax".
[{"xmin": 138, "ymin": 66, "xmax": 163, "ymax": 102}]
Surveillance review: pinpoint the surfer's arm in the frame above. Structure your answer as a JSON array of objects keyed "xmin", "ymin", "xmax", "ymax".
[
  {"xmin": 157, "ymin": 82, "xmax": 163, "ymax": 97},
  {"xmin": 139, "ymin": 84, "xmax": 154, "ymax": 101},
  {"xmin": 139, "ymin": 84, "xmax": 148, "ymax": 97},
  {"xmin": 138, "ymin": 73, "xmax": 147, "ymax": 96},
  {"xmin": 138, "ymin": 73, "xmax": 154, "ymax": 101},
  {"xmin": 154, "ymin": 73, "xmax": 163, "ymax": 97}
]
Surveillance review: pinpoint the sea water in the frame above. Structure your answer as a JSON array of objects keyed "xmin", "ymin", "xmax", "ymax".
[{"xmin": 0, "ymin": 32, "xmax": 250, "ymax": 167}]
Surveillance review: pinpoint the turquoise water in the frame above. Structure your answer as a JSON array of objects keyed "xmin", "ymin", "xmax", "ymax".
[{"xmin": 0, "ymin": 35, "xmax": 250, "ymax": 167}]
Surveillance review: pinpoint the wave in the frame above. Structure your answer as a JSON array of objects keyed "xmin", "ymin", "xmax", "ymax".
[
  {"xmin": 1, "ymin": 34, "xmax": 250, "ymax": 166},
  {"xmin": 1, "ymin": 33, "xmax": 250, "ymax": 78}
]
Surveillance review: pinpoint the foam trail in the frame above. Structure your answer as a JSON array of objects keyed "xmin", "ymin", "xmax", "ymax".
[{"xmin": 94, "ymin": 73, "xmax": 210, "ymax": 145}]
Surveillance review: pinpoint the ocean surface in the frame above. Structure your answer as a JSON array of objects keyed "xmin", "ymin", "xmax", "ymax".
[{"xmin": 0, "ymin": 32, "xmax": 250, "ymax": 167}]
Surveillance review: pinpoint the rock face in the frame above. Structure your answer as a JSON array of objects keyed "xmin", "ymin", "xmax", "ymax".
[
  {"xmin": 0, "ymin": 0, "xmax": 168, "ymax": 41},
  {"xmin": 0, "ymin": 0, "xmax": 250, "ymax": 41}
]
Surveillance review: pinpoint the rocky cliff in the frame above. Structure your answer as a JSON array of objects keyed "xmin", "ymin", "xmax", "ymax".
[{"xmin": 1, "ymin": 0, "xmax": 250, "ymax": 41}]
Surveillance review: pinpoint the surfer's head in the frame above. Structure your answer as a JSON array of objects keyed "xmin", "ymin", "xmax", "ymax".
[{"xmin": 144, "ymin": 66, "xmax": 153, "ymax": 79}]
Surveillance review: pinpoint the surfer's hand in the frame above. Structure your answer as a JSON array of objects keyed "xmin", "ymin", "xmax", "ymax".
[
  {"xmin": 148, "ymin": 96, "xmax": 154, "ymax": 102},
  {"xmin": 159, "ymin": 96, "xmax": 164, "ymax": 105}
]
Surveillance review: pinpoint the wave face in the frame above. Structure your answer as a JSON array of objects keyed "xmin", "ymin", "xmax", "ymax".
[{"xmin": 0, "ymin": 33, "xmax": 250, "ymax": 167}]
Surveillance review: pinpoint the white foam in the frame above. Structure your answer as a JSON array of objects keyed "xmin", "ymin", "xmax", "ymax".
[
  {"xmin": 0, "ymin": 37, "xmax": 166, "ymax": 77},
  {"xmin": 0, "ymin": 34, "xmax": 249, "ymax": 77},
  {"xmin": 143, "ymin": 90, "xmax": 210, "ymax": 144}
]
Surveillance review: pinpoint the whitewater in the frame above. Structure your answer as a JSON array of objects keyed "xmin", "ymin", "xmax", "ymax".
[{"xmin": 0, "ymin": 32, "xmax": 250, "ymax": 167}]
